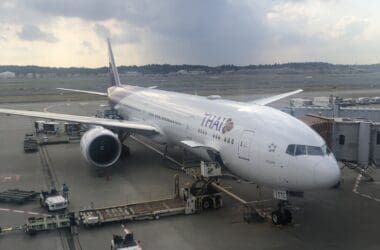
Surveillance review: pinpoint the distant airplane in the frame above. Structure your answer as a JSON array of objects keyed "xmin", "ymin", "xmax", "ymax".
[{"xmin": 0, "ymin": 39, "xmax": 341, "ymax": 225}]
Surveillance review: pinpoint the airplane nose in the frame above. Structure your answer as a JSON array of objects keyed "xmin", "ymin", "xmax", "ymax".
[{"xmin": 314, "ymin": 156, "xmax": 341, "ymax": 188}]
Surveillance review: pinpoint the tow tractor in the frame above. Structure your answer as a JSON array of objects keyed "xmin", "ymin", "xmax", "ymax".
[
  {"xmin": 39, "ymin": 189, "xmax": 68, "ymax": 212},
  {"xmin": 182, "ymin": 163, "xmax": 223, "ymax": 212},
  {"xmin": 23, "ymin": 133, "xmax": 38, "ymax": 153},
  {"xmin": 111, "ymin": 225, "xmax": 142, "ymax": 250}
]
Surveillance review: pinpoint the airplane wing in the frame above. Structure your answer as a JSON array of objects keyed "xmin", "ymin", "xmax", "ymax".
[
  {"xmin": 57, "ymin": 88, "xmax": 108, "ymax": 96},
  {"xmin": 0, "ymin": 108, "xmax": 158, "ymax": 134},
  {"xmin": 249, "ymin": 89, "xmax": 303, "ymax": 106}
]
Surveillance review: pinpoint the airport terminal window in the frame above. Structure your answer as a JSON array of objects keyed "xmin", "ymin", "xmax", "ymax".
[
  {"xmin": 339, "ymin": 135, "xmax": 345, "ymax": 145},
  {"xmin": 286, "ymin": 144, "xmax": 295, "ymax": 155},
  {"xmin": 295, "ymin": 145, "xmax": 306, "ymax": 156},
  {"xmin": 306, "ymin": 146, "xmax": 323, "ymax": 156}
]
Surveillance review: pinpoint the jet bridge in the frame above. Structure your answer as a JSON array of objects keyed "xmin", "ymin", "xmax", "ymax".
[{"xmin": 301, "ymin": 115, "xmax": 379, "ymax": 180}]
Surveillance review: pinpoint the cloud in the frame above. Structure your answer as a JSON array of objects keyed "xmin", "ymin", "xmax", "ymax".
[
  {"xmin": 94, "ymin": 24, "xmax": 111, "ymax": 39},
  {"xmin": 0, "ymin": 0, "xmax": 379, "ymax": 66},
  {"xmin": 328, "ymin": 16, "xmax": 369, "ymax": 39},
  {"xmin": 24, "ymin": 0, "xmax": 135, "ymax": 21},
  {"xmin": 81, "ymin": 40, "xmax": 96, "ymax": 54},
  {"xmin": 18, "ymin": 24, "xmax": 58, "ymax": 42}
]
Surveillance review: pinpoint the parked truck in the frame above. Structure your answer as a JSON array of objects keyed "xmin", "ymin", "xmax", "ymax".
[
  {"xmin": 39, "ymin": 189, "xmax": 68, "ymax": 212},
  {"xmin": 111, "ymin": 226, "xmax": 142, "ymax": 250}
]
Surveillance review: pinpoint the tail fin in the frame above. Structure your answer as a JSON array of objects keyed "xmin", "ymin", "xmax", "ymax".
[{"xmin": 107, "ymin": 38, "xmax": 122, "ymax": 87}]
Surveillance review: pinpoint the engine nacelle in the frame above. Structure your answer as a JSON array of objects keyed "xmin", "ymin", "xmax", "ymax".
[{"xmin": 80, "ymin": 126, "xmax": 121, "ymax": 168}]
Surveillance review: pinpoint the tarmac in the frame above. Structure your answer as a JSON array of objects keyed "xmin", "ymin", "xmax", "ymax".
[{"xmin": 0, "ymin": 101, "xmax": 379, "ymax": 250}]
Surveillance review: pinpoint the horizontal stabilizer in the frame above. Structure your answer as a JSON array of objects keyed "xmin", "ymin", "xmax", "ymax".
[
  {"xmin": 249, "ymin": 89, "xmax": 303, "ymax": 106},
  {"xmin": 57, "ymin": 88, "xmax": 107, "ymax": 96}
]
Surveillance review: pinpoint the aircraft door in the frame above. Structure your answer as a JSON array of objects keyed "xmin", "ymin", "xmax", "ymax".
[{"xmin": 238, "ymin": 130, "xmax": 254, "ymax": 160}]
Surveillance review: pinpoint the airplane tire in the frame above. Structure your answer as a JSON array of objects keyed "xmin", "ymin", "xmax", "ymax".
[
  {"xmin": 202, "ymin": 197, "xmax": 213, "ymax": 210},
  {"xmin": 282, "ymin": 209, "xmax": 292, "ymax": 224},
  {"xmin": 271, "ymin": 211, "xmax": 282, "ymax": 225}
]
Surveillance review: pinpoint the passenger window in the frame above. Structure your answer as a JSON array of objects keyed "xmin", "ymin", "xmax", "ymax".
[
  {"xmin": 339, "ymin": 135, "xmax": 345, "ymax": 145},
  {"xmin": 286, "ymin": 144, "xmax": 295, "ymax": 155},
  {"xmin": 295, "ymin": 145, "xmax": 306, "ymax": 156},
  {"xmin": 377, "ymin": 132, "xmax": 380, "ymax": 145},
  {"xmin": 307, "ymin": 146, "xmax": 323, "ymax": 156}
]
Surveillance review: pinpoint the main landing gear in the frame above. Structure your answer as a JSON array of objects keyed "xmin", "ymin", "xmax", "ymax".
[{"xmin": 271, "ymin": 200, "xmax": 293, "ymax": 225}]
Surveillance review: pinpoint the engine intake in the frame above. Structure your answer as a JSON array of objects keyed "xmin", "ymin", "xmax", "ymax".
[{"xmin": 80, "ymin": 127, "xmax": 121, "ymax": 168}]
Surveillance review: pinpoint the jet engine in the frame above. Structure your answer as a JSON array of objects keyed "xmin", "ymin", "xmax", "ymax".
[{"xmin": 80, "ymin": 126, "xmax": 122, "ymax": 168}]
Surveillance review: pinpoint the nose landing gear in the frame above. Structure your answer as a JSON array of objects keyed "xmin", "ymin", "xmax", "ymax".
[
  {"xmin": 271, "ymin": 200, "xmax": 293, "ymax": 225},
  {"xmin": 271, "ymin": 190, "xmax": 293, "ymax": 225}
]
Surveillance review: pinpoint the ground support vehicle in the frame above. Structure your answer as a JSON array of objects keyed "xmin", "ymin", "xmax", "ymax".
[
  {"xmin": 39, "ymin": 189, "xmax": 68, "ymax": 212},
  {"xmin": 111, "ymin": 226, "xmax": 142, "ymax": 250},
  {"xmin": 0, "ymin": 176, "xmax": 222, "ymax": 237},
  {"xmin": 78, "ymin": 175, "xmax": 222, "ymax": 227},
  {"xmin": 0, "ymin": 189, "xmax": 39, "ymax": 204},
  {"xmin": 0, "ymin": 213, "xmax": 75, "ymax": 235},
  {"xmin": 23, "ymin": 133, "xmax": 38, "ymax": 153}
]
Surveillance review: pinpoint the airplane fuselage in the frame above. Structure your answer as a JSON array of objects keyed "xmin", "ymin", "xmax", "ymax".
[{"xmin": 108, "ymin": 85, "xmax": 341, "ymax": 192}]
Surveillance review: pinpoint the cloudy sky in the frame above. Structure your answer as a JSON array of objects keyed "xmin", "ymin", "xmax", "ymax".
[{"xmin": 0, "ymin": 0, "xmax": 379, "ymax": 67}]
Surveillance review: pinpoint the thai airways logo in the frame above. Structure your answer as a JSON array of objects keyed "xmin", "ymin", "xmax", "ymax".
[
  {"xmin": 222, "ymin": 118, "xmax": 234, "ymax": 134},
  {"xmin": 201, "ymin": 113, "xmax": 234, "ymax": 134}
]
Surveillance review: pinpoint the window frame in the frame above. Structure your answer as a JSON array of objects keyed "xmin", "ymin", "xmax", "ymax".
[{"xmin": 295, "ymin": 145, "xmax": 306, "ymax": 156}]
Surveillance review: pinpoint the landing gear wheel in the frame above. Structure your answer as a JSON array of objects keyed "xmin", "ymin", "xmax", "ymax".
[
  {"xmin": 271, "ymin": 209, "xmax": 292, "ymax": 225},
  {"xmin": 271, "ymin": 211, "xmax": 282, "ymax": 225},
  {"xmin": 282, "ymin": 209, "xmax": 292, "ymax": 224},
  {"xmin": 202, "ymin": 197, "xmax": 213, "ymax": 210}
]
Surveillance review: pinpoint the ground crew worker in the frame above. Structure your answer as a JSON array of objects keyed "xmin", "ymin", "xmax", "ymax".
[{"xmin": 61, "ymin": 183, "xmax": 69, "ymax": 200}]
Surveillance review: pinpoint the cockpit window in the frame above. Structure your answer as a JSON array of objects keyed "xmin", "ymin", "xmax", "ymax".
[
  {"xmin": 286, "ymin": 144, "xmax": 295, "ymax": 155},
  {"xmin": 295, "ymin": 145, "xmax": 306, "ymax": 155},
  {"xmin": 286, "ymin": 144, "xmax": 330, "ymax": 156},
  {"xmin": 307, "ymin": 146, "xmax": 324, "ymax": 156}
]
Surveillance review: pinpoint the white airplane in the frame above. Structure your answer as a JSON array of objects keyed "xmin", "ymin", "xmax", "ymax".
[{"xmin": 0, "ymin": 40, "xmax": 341, "ymax": 225}]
